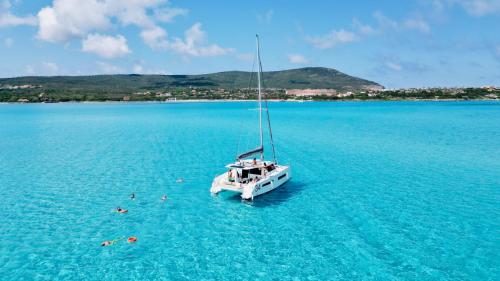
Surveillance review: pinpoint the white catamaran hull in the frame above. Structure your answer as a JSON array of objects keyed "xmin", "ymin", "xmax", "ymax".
[{"xmin": 211, "ymin": 165, "xmax": 291, "ymax": 200}]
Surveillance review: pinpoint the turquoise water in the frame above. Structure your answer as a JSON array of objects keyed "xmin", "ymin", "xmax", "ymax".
[{"xmin": 0, "ymin": 101, "xmax": 499, "ymax": 280}]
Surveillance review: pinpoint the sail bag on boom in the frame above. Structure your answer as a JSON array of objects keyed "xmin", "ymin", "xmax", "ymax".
[{"xmin": 237, "ymin": 146, "xmax": 263, "ymax": 160}]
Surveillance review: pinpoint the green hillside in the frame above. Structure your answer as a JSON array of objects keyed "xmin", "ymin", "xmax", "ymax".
[{"xmin": 0, "ymin": 67, "xmax": 382, "ymax": 92}]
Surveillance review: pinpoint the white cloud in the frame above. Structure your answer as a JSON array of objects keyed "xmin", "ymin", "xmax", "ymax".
[
  {"xmin": 133, "ymin": 63, "xmax": 167, "ymax": 74},
  {"xmin": 105, "ymin": 0, "xmax": 162, "ymax": 28},
  {"xmin": 169, "ymin": 23, "xmax": 233, "ymax": 56},
  {"xmin": 42, "ymin": 62, "xmax": 59, "ymax": 75},
  {"xmin": 4, "ymin": 37, "xmax": 13, "ymax": 47},
  {"xmin": 461, "ymin": 0, "xmax": 500, "ymax": 15},
  {"xmin": 386, "ymin": 62, "xmax": 402, "ymax": 71},
  {"xmin": 141, "ymin": 25, "xmax": 168, "ymax": 49},
  {"xmin": 133, "ymin": 64, "xmax": 144, "ymax": 73},
  {"xmin": 373, "ymin": 11, "xmax": 399, "ymax": 29},
  {"xmin": 34, "ymin": 1, "xmax": 229, "ymax": 57},
  {"xmin": 0, "ymin": 0, "xmax": 37, "ymax": 27},
  {"xmin": 304, "ymin": 13, "xmax": 431, "ymax": 51},
  {"xmin": 404, "ymin": 18, "xmax": 430, "ymax": 33},
  {"xmin": 431, "ymin": 0, "xmax": 500, "ymax": 16},
  {"xmin": 23, "ymin": 62, "xmax": 60, "ymax": 76},
  {"xmin": 34, "ymin": 1, "xmax": 231, "ymax": 58},
  {"xmin": 352, "ymin": 18, "xmax": 376, "ymax": 35},
  {"xmin": 0, "ymin": 12, "xmax": 37, "ymax": 27},
  {"xmin": 379, "ymin": 57, "xmax": 429, "ymax": 74},
  {"xmin": 154, "ymin": 7, "xmax": 188, "ymax": 23},
  {"xmin": 307, "ymin": 29, "xmax": 357, "ymax": 49},
  {"xmin": 82, "ymin": 33, "xmax": 131, "ymax": 58},
  {"xmin": 362, "ymin": 12, "xmax": 431, "ymax": 34},
  {"xmin": 236, "ymin": 53, "xmax": 254, "ymax": 62},
  {"xmin": 97, "ymin": 61, "xmax": 124, "ymax": 74},
  {"xmin": 37, "ymin": 0, "xmax": 110, "ymax": 42},
  {"xmin": 288, "ymin": 54, "xmax": 309, "ymax": 64},
  {"xmin": 140, "ymin": 22, "xmax": 233, "ymax": 57},
  {"xmin": 257, "ymin": 9, "xmax": 274, "ymax": 23},
  {"xmin": 36, "ymin": 0, "xmax": 176, "ymax": 42}
]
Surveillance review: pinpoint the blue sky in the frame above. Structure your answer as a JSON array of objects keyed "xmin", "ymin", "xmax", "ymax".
[{"xmin": 0, "ymin": 0, "xmax": 499, "ymax": 88}]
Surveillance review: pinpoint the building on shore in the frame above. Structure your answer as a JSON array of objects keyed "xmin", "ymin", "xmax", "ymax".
[
  {"xmin": 285, "ymin": 89, "xmax": 337, "ymax": 97},
  {"xmin": 156, "ymin": 92, "xmax": 172, "ymax": 97},
  {"xmin": 482, "ymin": 86, "xmax": 497, "ymax": 92},
  {"xmin": 338, "ymin": 91, "xmax": 353, "ymax": 97}
]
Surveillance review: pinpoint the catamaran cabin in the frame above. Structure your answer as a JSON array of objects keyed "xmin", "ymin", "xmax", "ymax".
[{"xmin": 225, "ymin": 159, "xmax": 276, "ymax": 184}]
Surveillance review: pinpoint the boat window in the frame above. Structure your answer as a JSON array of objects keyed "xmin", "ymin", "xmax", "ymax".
[
  {"xmin": 266, "ymin": 165, "xmax": 275, "ymax": 172},
  {"xmin": 262, "ymin": 182, "xmax": 271, "ymax": 187},
  {"xmin": 249, "ymin": 168, "xmax": 261, "ymax": 175},
  {"xmin": 241, "ymin": 170, "xmax": 249, "ymax": 179},
  {"xmin": 278, "ymin": 174, "xmax": 287, "ymax": 180}
]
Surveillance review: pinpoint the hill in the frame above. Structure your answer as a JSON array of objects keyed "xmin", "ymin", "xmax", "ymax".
[{"xmin": 0, "ymin": 67, "xmax": 382, "ymax": 92}]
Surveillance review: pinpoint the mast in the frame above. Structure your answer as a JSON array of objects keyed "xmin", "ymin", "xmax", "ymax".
[{"xmin": 256, "ymin": 34, "xmax": 264, "ymax": 160}]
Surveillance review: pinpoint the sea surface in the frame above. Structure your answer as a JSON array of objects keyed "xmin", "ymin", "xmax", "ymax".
[{"xmin": 0, "ymin": 101, "xmax": 499, "ymax": 280}]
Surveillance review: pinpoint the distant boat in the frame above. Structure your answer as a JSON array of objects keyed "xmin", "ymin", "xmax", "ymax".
[{"xmin": 210, "ymin": 35, "xmax": 291, "ymax": 200}]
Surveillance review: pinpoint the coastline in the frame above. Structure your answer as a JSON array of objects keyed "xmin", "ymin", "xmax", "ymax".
[{"xmin": 1, "ymin": 98, "xmax": 499, "ymax": 104}]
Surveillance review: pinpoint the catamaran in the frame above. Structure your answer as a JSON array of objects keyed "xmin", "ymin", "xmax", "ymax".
[{"xmin": 210, "ymin": 35, "xmax": 291, "ymax": 200}]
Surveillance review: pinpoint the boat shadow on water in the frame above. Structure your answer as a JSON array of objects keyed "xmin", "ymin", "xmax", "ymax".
[{"xmin": 222, "ymin": 180, "xmax": 306, "ymax": 207}]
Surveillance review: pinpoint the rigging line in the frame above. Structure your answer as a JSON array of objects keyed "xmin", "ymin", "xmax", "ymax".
[
  {"xmin": 235, "ymin": 48, "xmax": 258, "ymax": 159},
  {"xmin": 256, "ymin": 35, "xmax": 264, "ymax": 161},
  {"xmin": 258, "ymin": 49, "xmax": 278, "ymax": 164}
]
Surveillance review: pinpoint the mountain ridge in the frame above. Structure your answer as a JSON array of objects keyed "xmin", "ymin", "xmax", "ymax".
[{"xmin": 0, "ymin": 67, "xmax": 383, "ymax": 91}]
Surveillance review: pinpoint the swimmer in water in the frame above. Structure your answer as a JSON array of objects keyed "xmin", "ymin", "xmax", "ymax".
[
  {"xmin": 101, "ymin": 237, "xmax": 123, "ymax": 247},
  {"xmin": 161, "ymin": 194, "xmax": 167, "ymax": 201},
  {"xmin": 130, "ymin": 193, "xmax": 135, "ymax": 200},
  {"xmin": 116, "ymin": 207, "xmax": 128, "ymax": 214},
  {"xmin": 101, "ymin": 241, "xmax": 112, "ymax": 247}
]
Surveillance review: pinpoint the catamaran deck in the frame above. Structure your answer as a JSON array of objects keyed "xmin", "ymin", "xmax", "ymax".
[{"xmin": 215, "ymin": 181, "xmax": 244, "ymax": 193}]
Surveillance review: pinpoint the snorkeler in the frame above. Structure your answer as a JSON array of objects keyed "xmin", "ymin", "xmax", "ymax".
[
  {"xmin": 101, "ymin": 241, "xmax": 113, "ymax": 247},
  {"xmin": 100, "ymin": 237, "xmax": 127, "ymax": 247},
  {"xmin": 116, "ymin": 207, "xmax": 128, "ymax": 214},
  {"xmin": 101, "ymin": 237, "xmax": 123, "ymax": 247},
  {"xmin": 130, "ymin": 193, "xmax": 135, "ymax": 200},
  {"xmin": 161, "ymin": 194, "xmax": 167, "ymax": 201}
]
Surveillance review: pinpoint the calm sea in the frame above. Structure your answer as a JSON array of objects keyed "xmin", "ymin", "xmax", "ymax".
[{"xmin": 0, "ymin": 101, "xmax": 499, "ymax": 280}]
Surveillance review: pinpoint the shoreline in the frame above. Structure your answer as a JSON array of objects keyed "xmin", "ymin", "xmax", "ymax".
[{"xmin": 1, "ymin": 98, "xmax": 499, "ymax": 104}]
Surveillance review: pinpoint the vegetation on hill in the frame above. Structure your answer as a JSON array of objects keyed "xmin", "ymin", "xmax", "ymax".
[{"xmin": 0, "ymin": 67, "xmax": 380, "ymax": 92}]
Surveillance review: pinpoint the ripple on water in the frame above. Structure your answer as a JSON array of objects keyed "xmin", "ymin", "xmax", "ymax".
[{"xmin": 0, "ymin": 101, "xmax": 499, "ymax": 280}]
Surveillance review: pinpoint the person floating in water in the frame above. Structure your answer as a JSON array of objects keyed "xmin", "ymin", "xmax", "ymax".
[
  {"xmin": 101, "ymin": 240, "xmax": 113, "ymax": 247},
  {"xmin": 101, "ymin": 237, "xmax": 123, "ymax": 247},
  {"xmin": 161, "ymin": 194, "xmax": 167, "ymax": 201},
  {"xmin": 130, "ymin": 193, "xmax": 135, "ymax": 200},
  {"xmin": 116, "ymin": 207, "xmax": 128, "ymax": 214}
]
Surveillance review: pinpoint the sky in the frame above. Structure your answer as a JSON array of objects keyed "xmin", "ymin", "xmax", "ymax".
[{"xmin": 0, "ymin": 0, "xmax": 499, "ymax": 88}]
